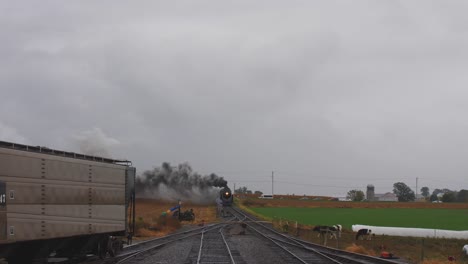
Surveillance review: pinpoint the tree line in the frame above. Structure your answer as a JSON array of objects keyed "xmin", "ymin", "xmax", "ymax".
[
  {"xmin": 234, "ymin": 186, "xmax": 263, "ymax": 196},
  {"xmin": 347, "ymin": 182, "xmax": 468, "ymax": 203}
]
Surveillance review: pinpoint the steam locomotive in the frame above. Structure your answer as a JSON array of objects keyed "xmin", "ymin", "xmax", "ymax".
[{"xmin": 219, "ymin": 186, "xmax": 233, "ymax": 206}]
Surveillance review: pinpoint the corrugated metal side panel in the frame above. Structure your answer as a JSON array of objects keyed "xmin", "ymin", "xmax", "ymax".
[
  {"xmin": 92, "ymin": 166, "xmax": 126, "ymax": 185},
  {"xmin": 45, "ymin": 159, "xmax": 126, "ymax": 185},
  {"xmin": 6, "ymin": 183, "xmax": 92, "ymax": 204},
  {"xmin": 0, "ymin": 176, "xmax": 123, "ymax": 188},
  {"xmin": 45, "ymin": 159, "xmax": 90, "ymax": 182},
  {"xmin": 6, "ymin": 216, "xmax": 125, "ymax": 241},
  {"xmin": 92, "ymin": 187, "xmax": 125, "ymax": 204},
  {"xmin": 6, "ymin": 217, "xmax": 43, "ymax": 241},
  {"xmin": 0, "ymin": 181, "xmax": 5, "ymax": 241},
  {"xmin": 8, "ymin": 205, "xmax": 125, "ymax": 221},
  {"xmin": 3, "ymin": 182, "xmax": 43, "ymax": 204},
  {"xmin": 0, "ymin": 213, "xmax": 5, "ymax": 241},
  {"xmin": 0, "ymin": 152, "xmax": 42, "ymax": 179}
]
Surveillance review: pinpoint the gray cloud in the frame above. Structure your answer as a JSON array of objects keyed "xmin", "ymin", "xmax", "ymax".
[
  {"xmin": 1, "ymin": 1, "xmax": 468, "ymax": 196},
  {"xmin": 0, "ymin": 121, "xmax": 28, "ymax": 143}
]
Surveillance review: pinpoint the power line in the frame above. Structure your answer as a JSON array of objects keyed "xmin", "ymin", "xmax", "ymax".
[{"xmin": 275, "ymin": 181, "xmax": 363, "ymax": 189}]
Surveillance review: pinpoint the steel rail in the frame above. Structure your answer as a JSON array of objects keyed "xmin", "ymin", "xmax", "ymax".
[
  {"xmin": 196, "ymin": 216, "xmax": 239, "ymax": 264},
  {"xmin": 229, "ymin": 207, "xmax": 330, "ymax": 263},
  {"xmin": 266, "ymin": 236, "xmax": 348, "ymax": 264},
  {"xmin": 196, "ymin": 229, "xmax": 205, "ymax": 264},
  {"xmin": 231, "ymin": 207, "xmax": 402, "ymax": 264},
  {"xmin": 115, "ymin": 223, "xmax": 225, "ymax": 264},
  {"xmin": 220, "ymin": 227, "xmax": 236, "ymax": 264}
]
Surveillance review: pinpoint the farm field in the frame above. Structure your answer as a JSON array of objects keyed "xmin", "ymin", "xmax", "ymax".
[
  {"xmin": 239, "ymin": 198, "xmax": 468, "ymax": 263},
  {"xmin": 241, "ymin": 196, "xmax": 468, "ymax": 209},
  {"xmin": 249, "ymin": 207, "xmax": 468, "ymax": 230}
]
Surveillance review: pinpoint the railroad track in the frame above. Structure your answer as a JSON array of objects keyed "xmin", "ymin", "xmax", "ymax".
[
  {"xmin": 101, "ymin": 214, "xmax": 243, "ymax": 264},
  {"xmin": 75, "ymin": 205, "xmax": 405, "ymax": 264},
  {"xmin": 229, "ymin": 207, "xmax": 404, "ymax": 264},
  {"xmin": 73, "ymin": 223, "xmax": 226, "ymax": 264},
  {"xmin": 114, "ymin": 224, "xmax": 229, "ymax": 264},
  {"xmin": 183, "ymin": 225, "xmax": 246, "ymax": 264},
  {"xmin": 183, "ymin": 212, "xmax": 247, "ymax": 264}
]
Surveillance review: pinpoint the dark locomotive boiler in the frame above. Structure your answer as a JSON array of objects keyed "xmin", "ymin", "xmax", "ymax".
[{"xmin": 219, "ymin": 186, "xmax": 233, "ymax": 206}]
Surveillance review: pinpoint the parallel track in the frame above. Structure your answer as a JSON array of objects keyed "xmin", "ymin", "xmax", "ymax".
[
  {"xmin": 229, "ymin": 207, "xmax": 403, "ymax": 264},
  {"xmin": 77, "ymin": 205, "xmax": 405, "ymax": 264},
  {"xmin": 115, "ymin": 224, "xmax": 226, "ymax": 264}
]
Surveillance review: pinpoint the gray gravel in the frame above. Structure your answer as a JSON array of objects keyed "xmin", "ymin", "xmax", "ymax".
[
  {"xmin": 134, "ymin": 237, "xmax": 197, "ymax": 264},
  {"xmin": 224, "ymin": 223, "xmax": 289, "ymax": 264},
  {"xmin": 128, "ymin": 222, "xmax": 292, "ymax": 264}
]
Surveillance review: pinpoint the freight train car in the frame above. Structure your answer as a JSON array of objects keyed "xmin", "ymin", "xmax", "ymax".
[{"xmin": 0, "ymin": 141, "xmax": 136, "ymax": 263}]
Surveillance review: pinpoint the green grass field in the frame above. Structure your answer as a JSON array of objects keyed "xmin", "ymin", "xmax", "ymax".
[{"xmin": 250, "ymin": 207, "xmax": 468, "ymax": 230}]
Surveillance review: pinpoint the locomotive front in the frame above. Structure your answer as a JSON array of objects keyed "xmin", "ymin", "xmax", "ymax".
[{"xmin": 220, "ymin": 186, "xmax": 233, "ymax": 206}]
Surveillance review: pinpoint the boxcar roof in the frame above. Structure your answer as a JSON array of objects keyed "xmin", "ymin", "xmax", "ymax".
[{"xmin": 0, "ymin": 140, "xmax": 131, "ymax": 166}]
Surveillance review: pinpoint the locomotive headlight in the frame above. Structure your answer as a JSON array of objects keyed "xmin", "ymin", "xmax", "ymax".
[{"xmin": 225, "ymin": 192, "xmax": 229, "ymax": 196}]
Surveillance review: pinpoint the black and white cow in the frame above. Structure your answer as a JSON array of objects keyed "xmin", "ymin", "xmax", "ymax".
[
  {"xmin": 313, "ymin": 225, "xmax": 342, "ymax": 239},
  {"xmin": 355, "ymin": 229, "xmax": 372, "ymax": 240}
]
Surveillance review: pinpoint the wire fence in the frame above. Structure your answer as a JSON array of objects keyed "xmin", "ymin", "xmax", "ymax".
[{"xmin": 270, "ymin": 217, "xmax": 468, "ymax": 263}]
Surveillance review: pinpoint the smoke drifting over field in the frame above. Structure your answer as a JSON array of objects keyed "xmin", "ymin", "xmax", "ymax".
[{"xmin": 136, "ymin": 162, "xmax": 228, "ymax": 204}]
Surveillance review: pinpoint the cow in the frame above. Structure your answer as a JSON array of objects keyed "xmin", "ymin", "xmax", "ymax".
[
  {"xmin": 313, "ymin": 225, "xmax": 342, "ymax": 239},
  {"xmin": 463, "ymin": 244, "xmax": 468, "ymax": 256},
  {"xmin": 356, "ymin": 229, "xmax": 372, "ymax": 240}
]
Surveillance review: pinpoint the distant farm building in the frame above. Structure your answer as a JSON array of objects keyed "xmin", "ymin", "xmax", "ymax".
[
  {"xmin": 367, "ymin": 185, "xmax": 397, "ymax": 202},
  {"xmin": 374, "ymin": 192, "xmax": 398, "ymax": 202}
]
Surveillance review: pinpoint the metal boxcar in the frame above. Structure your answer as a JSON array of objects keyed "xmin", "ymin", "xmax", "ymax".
[{"xmin": 0, "ymin": 141, "xmax": 135, "ymax": 263}]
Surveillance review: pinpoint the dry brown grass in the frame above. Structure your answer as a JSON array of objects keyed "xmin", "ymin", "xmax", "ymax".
[
  {"xmin": 345, "ymin": 243, "xmax": 376, "ymax": 256},
  {"xmin": 134, "ymin": 198, "xmax": 218, "ymax": 238},
  {"xmin": 421, "ymin": 261, "xmax": 454, "ymax": 264}
]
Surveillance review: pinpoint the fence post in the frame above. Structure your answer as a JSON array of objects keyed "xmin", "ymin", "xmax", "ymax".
[
  {"xmin": 323, "ymin": 230, "xmax": 328, "ymax": 246},
  {"xmin": 295, "ymin": 221, "xmax": 299, "ymax": 237},
  {"xmin": 421, "ymin": 238, "xmax": 425, "ymax": 262}
]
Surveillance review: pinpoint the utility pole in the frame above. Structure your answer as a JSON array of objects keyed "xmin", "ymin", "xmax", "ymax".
[
  {"xmin": 416, "ymin": 177, "xmax": 418, "ymax": 198},
  {"xmin": 272, "ymin": 171, "xmax": 274, "ymax": 197},
  {"xmin": 233, "ymin": 183, "xmax": 236, "ymax": 194}
]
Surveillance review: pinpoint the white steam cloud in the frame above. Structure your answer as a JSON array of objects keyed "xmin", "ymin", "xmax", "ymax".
[{"xmin": 72, "ymin": 127, "xmax": 120, "ymax": 158}]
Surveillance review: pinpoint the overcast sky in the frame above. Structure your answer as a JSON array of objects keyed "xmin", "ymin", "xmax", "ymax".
[{"xmin": 1, "ymin": 1, "xmax": 468, "ymax": 197}]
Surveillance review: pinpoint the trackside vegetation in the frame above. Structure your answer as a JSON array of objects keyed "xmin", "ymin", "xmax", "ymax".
[{"xmin": 250, "ymin": 207, "xmax": 468, "ymax": 230}]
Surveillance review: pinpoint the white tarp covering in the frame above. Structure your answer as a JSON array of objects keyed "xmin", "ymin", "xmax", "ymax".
[{"xmin": 352, "ymin": 224, "xmax": 468, "ymax": 239}]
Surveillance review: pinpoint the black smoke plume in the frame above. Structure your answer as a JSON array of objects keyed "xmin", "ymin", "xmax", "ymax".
[{"xmin": 136, "ymin": 162, "xmax": 228, "ymax": 204}]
